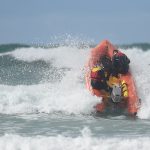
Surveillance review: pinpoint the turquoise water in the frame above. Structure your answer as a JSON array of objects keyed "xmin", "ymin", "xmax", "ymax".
[{"xmin": 0, "ymin": 43, "xmax": 150, "ymax": 149}]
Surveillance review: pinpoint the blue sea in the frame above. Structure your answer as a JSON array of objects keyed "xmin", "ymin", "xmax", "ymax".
[{"xmin": 0, "ymin": 42, "xmax": 150, "ymax": 149}]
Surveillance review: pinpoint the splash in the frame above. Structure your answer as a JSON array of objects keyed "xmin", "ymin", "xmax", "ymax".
[
  {"xmin": 0, "ymin": 45, "xmax": 100, "ymax": 114},
  {"xmin": 122, "ymin": 48, "xmax": 150, "ymax": 119},
  {"xmin": 0, "ymin": 45, "xmax": 150, "ymax": 118}
]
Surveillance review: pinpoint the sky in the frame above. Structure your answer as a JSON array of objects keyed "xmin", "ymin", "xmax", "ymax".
[{"xmin": 0, "ymin": 0, "xmax": 150, "ymax": 44}]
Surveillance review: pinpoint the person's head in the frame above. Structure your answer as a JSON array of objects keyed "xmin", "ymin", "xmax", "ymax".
[{"xmin": 113, "ymin": 49, "xmax": 119, "ymax": 55}]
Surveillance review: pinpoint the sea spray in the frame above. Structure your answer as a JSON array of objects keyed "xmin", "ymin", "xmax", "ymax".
[{"xmin": 0, "ymin": 45, "xmax": 150, "ymax": 118}]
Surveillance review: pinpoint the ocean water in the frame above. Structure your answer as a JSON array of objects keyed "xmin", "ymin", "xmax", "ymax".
[{"xmin": 0, "ymin": 43, "xmax": 150, "ymax": 150}]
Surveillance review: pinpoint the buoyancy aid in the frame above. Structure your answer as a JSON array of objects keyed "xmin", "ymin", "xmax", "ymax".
[{"xmin": 90, "ymin": 66, "xmax": 106, "ymax": 82}]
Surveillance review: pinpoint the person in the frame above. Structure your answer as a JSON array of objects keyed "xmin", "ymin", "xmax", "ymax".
[
  {"xmin": 112, "ymin": 49, "xmax": 130, "ymax": 76},
  {"xmin": 101, "ymin": 55, "xmax": 112, "ymax": 74},
  {"xmin": 90, "ymin": 65, "xmax": 110, "ymax": 92}
]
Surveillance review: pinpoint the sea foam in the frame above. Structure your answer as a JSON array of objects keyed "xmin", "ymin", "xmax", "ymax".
[
  {"xmin": 0, "ymin": 46, "xmax": 149, "ymax": 119},
  {"xmin": 0, "ymin": 130, "xmax": 150, "ymax": 150}
]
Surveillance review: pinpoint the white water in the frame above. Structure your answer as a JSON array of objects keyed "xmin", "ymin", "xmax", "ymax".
[
  {"xmin": 0, "ymin": 46, "xmax": 101, "ymax": 115},
  {"xmin": 123, "ymin": 48, "xmax": 150, "ymax": 119},
  {"xmin": 0, "ymin": 128, "xmax": 150, "ymax": 150},
  {"xmin": 0, "ymin": 46, "xmax": 150, "ymax": 119}
]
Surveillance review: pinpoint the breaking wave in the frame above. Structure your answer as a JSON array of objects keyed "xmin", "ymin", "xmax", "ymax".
[
  {"xmin": 0, "ymin": 127, "xmax": 150, "ymax": 150},
  {"xmin": 0, "ymin": 44, "xmax": 149, "ymax": 119}
]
